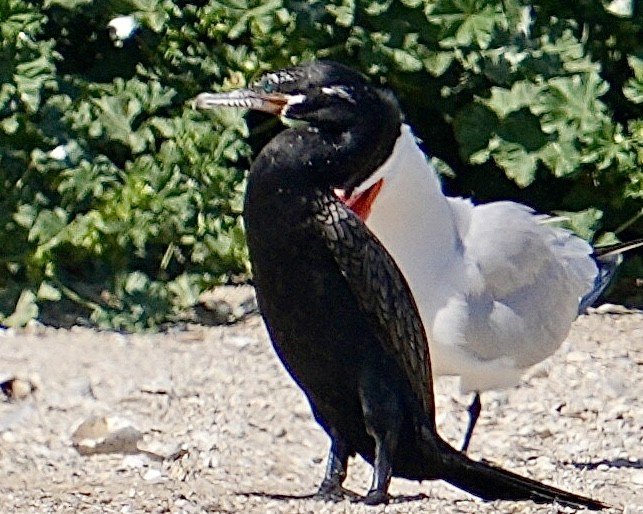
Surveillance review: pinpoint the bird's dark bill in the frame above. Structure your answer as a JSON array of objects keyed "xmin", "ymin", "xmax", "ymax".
[
  {"xmin": 194, "ymin": 89, "xmax": 288, "ymax": 115},
  {"xmin": 336, "ymin": 179, "xmax": 384, "ymax": 220}
]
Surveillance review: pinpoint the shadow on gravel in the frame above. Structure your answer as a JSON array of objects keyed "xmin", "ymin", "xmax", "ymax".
[
  {"xmin": 568, "ymin": 458, "xmax": 643, "ymax": 470},
  {"xmin": 237, "ymin": 492, "xmax": 320, "ymax": 501},
  {"xmin": 237, "ymin": 491, "xmax": 431, "ymax": 503}
]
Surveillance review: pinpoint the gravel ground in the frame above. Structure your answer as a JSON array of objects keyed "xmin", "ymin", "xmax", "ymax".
[{"xmin": 0, "ymin": 287, "xmax": 641, "ymax": 513}]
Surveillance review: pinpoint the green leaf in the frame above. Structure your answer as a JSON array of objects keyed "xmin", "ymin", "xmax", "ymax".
[
  {"xmin": 2, "ymin": 289, "xmax": 38, "ymax": 328},
  {"xmin": 497, "ymin": 110, "xmax": 547, "ymax": 151},
  {"xmin": 364, "ymin": 0, "xmax": 393, "ymax": 16},
  {"xmin": 551, "ymin": 208, "xmax": 604, "ymax": 241},
  {"xmin": 15, "ymin": 53, "xmax": 56, "ymax": 111},
  {"xmin": 538, "ymin": 140, "xmax": 581, "ymax": 177},
  {"xmin": 390, "ymin": 48, "xmax": 423, "ymax": 72},
  {"xmin": 624, "ymin": 56, "xmax": 643, "ymax": 104},
  {"xmin": 37, "ymin": 281, "xmax": 62, "ymax": 301},
  {"xmin": 326, "ymin": 0, "xmax": 355, "ymax": 27},
  {"xmin": 423, "ymin": 51, "xmax": 453, "ymax": 76},
  {"xmin": 453, "ymin": 103, "xmax": 498, "ymax": 160},
  {"xmin": 167, "ymin": 273, "xmax": 201, "ymax": 309},
  {"xmin": 28, "ymin": 208, "xmax": 68, "ymax": 245},
  {"xmin": 484, "ymin": 81, "xmax": 542, "ymax": 119},
  {"xmin": 430, "ymin": 156, "xmax": 456, "ymax": 178},
  {"xmin": 1, "ymin": 0, "xmax": 640, "ymax": 326},
  {"xmin": 455, "ymin": 7, "xmax": 498, "ymax": 49},
  {"xmin": 490, "ymin": 139, "xmax": 538, "ymax": 187},
  {"xmin": 0, "ymin": 4, "xmax": 44, "ymax": 38},
  {"xmin": 226, "ymin": 0, "xmax": 284, "ymax": 39},
  {"xmin": 124, "ymin": 271, "xmax": 150, "ymax": 294},
  {"xmin": 534, "ymin": 73, "xmax": 610, "ymax": 135},
  {"xmin": 93, "ymin": 94, "xmax": 144, "ymax": 150},
  {"xmin": 43, "ymin": 0, "xmax": 92, "ymax": 7},
  {"xmin": 13, "ymin": 204, "xmax": 38, "ymax": 229},
  {"xmin": 427, "ymin": 1, "xmax": 506, "ymax": 50},
  {"xmin": 626, "ymin": 55, "xmax": 643, "ymax": 81},
  {"xmin": 1, "ymin": 115, "xmax": 19, "ymax": 134}
]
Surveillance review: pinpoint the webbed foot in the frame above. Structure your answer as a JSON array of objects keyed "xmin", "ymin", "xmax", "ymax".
[
  {"xmin": 315, "ymin": 480, "xmax": 358, "ymax": 502},
  {"xmin": 361, "ymin": 489, "xmax": 389, "ymax": 505}
]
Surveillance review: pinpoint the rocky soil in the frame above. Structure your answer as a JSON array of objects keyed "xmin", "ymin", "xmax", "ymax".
[{"xmin": 0, "ymin": 288, "xmax": 641, "ymax": 513}]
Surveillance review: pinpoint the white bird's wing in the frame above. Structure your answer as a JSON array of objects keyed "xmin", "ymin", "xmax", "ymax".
[{"xmin": 444, "ymin": 199, "xmax": 597, "ymax": 375}]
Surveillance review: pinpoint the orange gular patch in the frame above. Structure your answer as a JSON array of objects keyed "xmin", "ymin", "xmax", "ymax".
[{"xmin": 335, "ymin": 179, "xmax": 383, "ymax": 220}]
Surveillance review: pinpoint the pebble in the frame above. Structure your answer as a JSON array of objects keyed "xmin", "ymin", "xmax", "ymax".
[
  {"xmin": 631, "ymin": 470, "xmax": 643, "ymax": 486},
  {"xmin": 122, "ymin": 454, "xmax": 147, "ymax": 469},
  {"xmin": 71, "ymin": 415, "xmax": 143, "ymax": 455},
  {"xmin": 142, "ymin": 468, "xmax": 163, "ymax": 481},
  {"xmin": 565, "ymin": 350, "xmax": 590, "ymax": 362}
]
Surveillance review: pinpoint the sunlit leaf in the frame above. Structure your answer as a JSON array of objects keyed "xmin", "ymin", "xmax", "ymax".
[
  {"xmin": 491, "ymin": 139, "xmax": 538, "ymax": 187},
  {"xmin": 2, "ymin": 289, "xmax": 38, "ymax": 328}
]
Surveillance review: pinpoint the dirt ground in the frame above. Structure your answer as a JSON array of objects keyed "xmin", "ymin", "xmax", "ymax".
[{"xmin": 0, "ymin": 287, "xmax": 641, "ymax": 513}]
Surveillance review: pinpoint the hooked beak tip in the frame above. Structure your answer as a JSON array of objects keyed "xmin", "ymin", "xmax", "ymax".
[{"xmin": 192, "ymin": 94, "xmax": 206, "ymax": 110}]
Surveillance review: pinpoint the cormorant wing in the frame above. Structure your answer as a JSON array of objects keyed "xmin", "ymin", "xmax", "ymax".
[{"xmin": 311, "ymin": 191, "xmax": 435, "ymax": 417}]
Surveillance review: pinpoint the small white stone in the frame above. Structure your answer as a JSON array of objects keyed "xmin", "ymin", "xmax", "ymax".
[
  {"xmin": 606, "ymin": 0, "xmax": 633, "ymax": 16},
  {"xmin": 566, "ymin": 350, "xmax": 590, "ymax": 362},
  {"xmin": 1, "ymin": 431, "xmax": 16, "ymax": 443},
  {"xmin": 49, "ymin": 145, "xmax": 68, "ymax": 160},
  {"xmin": 593, "ymin": 303, "xmax": 635, "ymax": 314},
  {"xmin": 226, "ymin": 335, "xmax": 255, "ymax": 349},
  {"xmin": 107, "ymin": 15, "xmax": 138, "ymax": 41},
  {"xmin": 631, "ymin": 470, "xmax": 643, "ymax": 486},
  {"xmin": 122, "ymin": 454, "xmax": 146, "ymax": 469},
  {"xmin": 142, "ymin": 468, "xmax": 162, "ymax": 481}
]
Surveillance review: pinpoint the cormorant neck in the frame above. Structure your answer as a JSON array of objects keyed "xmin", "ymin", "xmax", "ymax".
[{"xmin": 247, "ymin": 89, "xmax": 402, "ymax": 200}]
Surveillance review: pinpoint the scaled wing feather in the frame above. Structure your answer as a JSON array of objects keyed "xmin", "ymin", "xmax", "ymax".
[{"xmin": 312, "ymin": 191, "xmax": 435, "ymax": 418}]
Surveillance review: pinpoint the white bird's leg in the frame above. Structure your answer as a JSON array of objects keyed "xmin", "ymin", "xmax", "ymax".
[{"xmin": 461, "ymin": 392, "xmax": 481, "ymax": 453}]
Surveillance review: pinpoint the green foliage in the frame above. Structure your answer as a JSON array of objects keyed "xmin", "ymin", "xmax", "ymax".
[{"xmin": 1, "ymin": 0, "xmax": 641, "ymax": 329}]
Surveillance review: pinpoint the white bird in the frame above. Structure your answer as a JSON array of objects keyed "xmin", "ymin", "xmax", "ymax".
[{"xmin": 339, "ymin": 123, "xmax": 642, "ymax": 451}]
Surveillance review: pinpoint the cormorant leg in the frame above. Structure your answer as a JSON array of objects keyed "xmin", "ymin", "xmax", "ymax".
[
  {"xmin": 358, "ymin": 364, "xmax": 402, "ymax": 505},
  {"xmin": 363, "ymin": 431, "xmax": 396, "ymax": 505},
  {"xmin": 316, "ymin": 433, "xmax": 352, "ymax": 501},
  {"xmin": 460, "ymin": 392, "xmax": 481, "ymax": 453}
]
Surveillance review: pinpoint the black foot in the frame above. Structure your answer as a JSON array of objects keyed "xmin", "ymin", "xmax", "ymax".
[
  {"xmin": 315, "ymin": 481, "xmax": 358, "ymax": 502},
  {"xmin": 361, "ymin": 489, "xmax": 389, "ymax": 505}
]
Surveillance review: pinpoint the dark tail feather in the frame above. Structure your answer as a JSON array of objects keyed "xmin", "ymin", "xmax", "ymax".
[
  {"xmin": 431, "ymin": 439, "xmax": 607, "ymax": 510},
  {"xmin": 579, "ymin": 238, "xmax": 643, "ymax": 313},
  {"xmin": 594, "ymin": 238, "xmax": 643, "ymax": 259}
]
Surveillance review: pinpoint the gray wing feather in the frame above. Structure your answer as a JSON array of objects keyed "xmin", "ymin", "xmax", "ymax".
[{"xmin": 449, "ymin": 199, "xmax": 597, "ymax": 367}]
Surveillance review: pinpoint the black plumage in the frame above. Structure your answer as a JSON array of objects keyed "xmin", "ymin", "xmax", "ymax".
[{"xmin": 195, "ymin": 61, "xmax": 605, "ymax": 508}]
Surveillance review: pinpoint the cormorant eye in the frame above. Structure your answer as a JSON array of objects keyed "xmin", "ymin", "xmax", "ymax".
[{"xmin": 263, "ymin": 82, "xmax": 275, "ymax": 93}]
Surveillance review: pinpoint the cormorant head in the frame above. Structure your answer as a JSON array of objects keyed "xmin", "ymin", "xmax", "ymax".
[
  {"xmin": 195, "ymin": 61, "xmax": 398, "ymax": 131},
  {"xmin": 196, "ymin": 61, "xmax": 402, "ymax": 197}
]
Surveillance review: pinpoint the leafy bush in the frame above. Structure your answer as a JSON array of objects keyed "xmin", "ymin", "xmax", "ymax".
[{"xmin": 1, "ymin": 0, "xmax": 641, "ymax": 329}]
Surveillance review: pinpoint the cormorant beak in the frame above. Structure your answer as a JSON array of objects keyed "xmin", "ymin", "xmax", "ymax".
[{"xmin": 194, "ymin": 89, "xmax": 289, "ymax": 116}]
